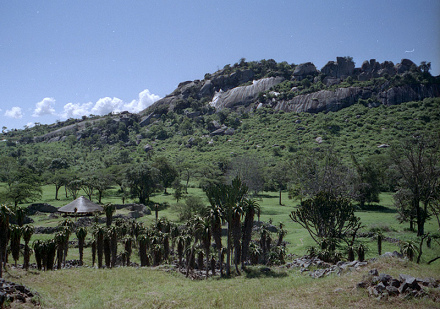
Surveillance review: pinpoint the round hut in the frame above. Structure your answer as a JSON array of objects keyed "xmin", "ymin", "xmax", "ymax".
[{"xmin": 58, "ymin": 196, "xmax": 103, "ymax": 216}]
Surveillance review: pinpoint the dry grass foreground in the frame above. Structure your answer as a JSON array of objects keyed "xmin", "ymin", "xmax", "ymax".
[{"xmin": 4, "ymin": 256, "xmax": 440, "ymax": 309}]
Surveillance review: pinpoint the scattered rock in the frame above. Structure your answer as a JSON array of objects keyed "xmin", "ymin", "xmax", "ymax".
[
  {"xmin": 0, "ymin": 278, "xmax": 39, "ymax": 307},
  {"xmin": 357, "ymin": 272, "xmax": 439, "ymax": 300}
]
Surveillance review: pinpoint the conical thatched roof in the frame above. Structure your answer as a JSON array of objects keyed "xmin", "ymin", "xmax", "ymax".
[{"xmin": 58, "ymin": 196, "xmax": 103, "ymax": 214}]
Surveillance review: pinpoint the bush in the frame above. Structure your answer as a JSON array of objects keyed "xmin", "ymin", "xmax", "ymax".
[{"xmin": 172, "ymin": 196, "xmax": 206, "ymax": 221}]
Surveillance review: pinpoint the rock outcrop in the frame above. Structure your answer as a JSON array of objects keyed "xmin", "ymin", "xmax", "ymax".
[
  {"xmin": 273, "ymin": 83, "xmax": 440, "ymax": 113},
  {"xmin": 210, "ymin": 77, "xmax": 284, "ymax": 110},
  {"xmin": 293, "ymin": 62, "xmax": 318, "ymax": 79}
]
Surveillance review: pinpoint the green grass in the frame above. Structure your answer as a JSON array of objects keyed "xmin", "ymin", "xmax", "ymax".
[{"xmin": 5, "ymin": 258, "xmax": 440, "ymax": 308}]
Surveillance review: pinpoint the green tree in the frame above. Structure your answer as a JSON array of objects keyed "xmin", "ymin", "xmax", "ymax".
[
  {"xmin": 289, "ymin": 191, "xmax": 362, "ymax": 246},
  {"xmin": 205, "ymin": 177, "xmax": 248, "ymax": 276},
  {"xmin": 125, "ymin": 163, "xmax": 159, "ymax": 204},
  {"xmin": 391, "ymin": 135, "xmax": 440, "ymax": 236},
  {"xmin": 270, "ymin": 160, "xmax": 292, "ymax": 205},
  {"xmin": 153, "ymin": 157, "xmax": 178, "ymax": 194},
  {"xmin": 2, "ymin": 166, "xmax": 42, "ymax": 207},
  {"xmin": 351, "ymin": 154, "xmax": 382, "ymax": 207}
]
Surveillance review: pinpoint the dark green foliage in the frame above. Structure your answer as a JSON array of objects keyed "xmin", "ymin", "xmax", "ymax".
[
  {"xmin": 76, "ymin": 227, "xmax": 87, "ymax": 266},
  {"xmin": 0, "ymin": 205, "xmax": 13, "ymax": 278},
  {"xmin": 391, "ymin": 134, "xmax": 440, "ymax": 236},
  {"xmin": 103, "ymin": 204, "xmax": 115, "ymax": 227},
  {"xmin": 290, "ymin": 192, "xmax": 362, "ymax": 245},
  {"xmin": 153, "ymin": 157, "xmax": 178, "ymax": 194},
  {"xmin": 22, "ymin": 224, "xmax": 34, "ymax": 270},
  {"xmin": 173, "ymin": 196, "xmax": 206, "ymax": 221},
  {"xmin": 124, "ymin": 163, "xmax": 159, "ymax": 205},
  {"xmin": 9, "ymin": 224, "xmax": 21, "ymax": 266}
]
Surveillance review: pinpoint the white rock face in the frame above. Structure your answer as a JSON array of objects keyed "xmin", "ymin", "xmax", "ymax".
[{"xmin": 210, "ymin": 77, "xmax": 284, "ymax": 109}]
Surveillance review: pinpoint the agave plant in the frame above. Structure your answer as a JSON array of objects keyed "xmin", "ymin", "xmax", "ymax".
[
  {"xmin": 103, "ymin": 229, "xmax": 111, "ymax": 268},
  {"xmin": 103, "ymin": 204, "xmax": 115, "ymax": 227},
  {"xmin": 45, "ymin": 239, "xmax": 57, "ymax": 271},
  {"xmin": 357, "ymin": 243, "xmax": 367, "ymax": 262},
  {"xmin": 176, "ymin": 235, "xmax": 185, "ymax": 266},
  {"xmin": 400, "ymin": 240, "xmax": 419, "ymax": 262},
  {"xmin": 33, "ymin": 240, "xmax": 43, "ymax": 271},
  {"xmin": 75, "ymin": 227, "xmax": 87, "ymax": 266},
  {"xmin": 94, "ymin": 226, "xmax": 105, "ymax": 268},
  {"xmin": 54, "ymin": 231, "xmax": 67, "ymax": 269},
  {"xmin": 123, "ymin": 236, "xmax": 133, "ymax": 266},
  {"xmin": 109, "ymin": 226, "xmax": 118, "ymax": 267},
  {"xmin": 0, "ymin": 204, "xmax": 14, "ymax": 277},
  {"xmin": 138, "ymin": 234, "xmax": 150, "ymax": 267},
  {"xmin": 249, "ymin": 242, "xmax": 262, "ymax": 265},
  {"xmin": 347, "ymin": 246, "xmax": 355, "ymax": 262},
  {"xmin": 9, "ymin": 224, "xmax": 21, "ymax": 267},
  {"xmin": 22, "ymin": 225, "xmax": 34, "ymax": 270}
]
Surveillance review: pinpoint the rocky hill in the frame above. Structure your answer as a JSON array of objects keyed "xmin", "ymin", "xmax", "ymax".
[
  {"xmin": 141, "ymin": 57, "xmax": 439, "ymax": 117},
  {"xmin": 2, "ymin": 57, "xmax": 439, "ymax": 147}
]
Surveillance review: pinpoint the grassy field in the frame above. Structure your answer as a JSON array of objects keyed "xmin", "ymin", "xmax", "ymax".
[
  {"xmin": 2, "ymin": 184, "xmax": 440, "ymax": 308},
  {"xmin": 5, "ymin": 257, "xmax": 440, "ymax": 308}
]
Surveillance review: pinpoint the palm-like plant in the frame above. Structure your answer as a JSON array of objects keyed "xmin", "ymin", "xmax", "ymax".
[
  {"xmin": 138, "ymin": 234, "xmax": 150, "ymax": 266},
  {"xmin": 200, "ymin": 216, "xmax": 212, "ymax": 278},
  {"xmin": 94, "ymin": 226, "xmax": 105, "ymax": 268},
  {"xmin": 103, "ymin": 229, "xmax": 111, "ymax": 268},
  {"xmin": 75, "ymin": 227, "xmax": 87, "ymax": 266},
  {"xmin": 241, "ymin": 198, "xmax": 259, "ymax": 269},
  {"xmin": 13, "ymin": 206, "xmax": 27, "ymax": 227},
  {"xmin": 185, "ymin": 216, "xmax": 203, "ymax": 277},
  {"xmin": 123, "ymin": 236, "xmax": 133, "ymax": 266},
  {"xmin": 231, "ymin": 204, "xmax": 243, "ymax": 274},
  {"xmin": 205, "ymin": 176, "xmax": 248, "ymax": 276},
  {"xmin": 176, "ymin": 235, "xmax": 185, "ymax": 267},
  {"xmin": 22, "ymin": 225, "xmax": 34, "ymax": 270},
  {"xmin": 54, "ymin": 231, "xmax": 67, "ymax": 269},
  {"xmin": 109, "ymin": 226, "xmax": 118, "ymax": 267},
  {"xmin": 9, "ymin": 224, "xmax": 21, "ymax": 267},
  {"xmin": 0, "ymin": 204, "xmax": 13, "ymax": 277},
  {"xmin": 400, "ymin": 240, "xmax": 419, "ymax": 261},
  {"xmin": 357, "ymin": 243, "xmax": 367, "ymax": 262},
  {"xmin": 103, "ymin": 204, "xmax": 115, "ymax": 227},
  {"xmin": 248, "ymin": 242, "xmax": 262, "ymax": 265},
  {"xmin": 207, "ymin": 202, "xmax": 223, "ymax": 276},
  {"xmin": 33, "ymin": 240, "xmax": 43, "ymax": 271}
]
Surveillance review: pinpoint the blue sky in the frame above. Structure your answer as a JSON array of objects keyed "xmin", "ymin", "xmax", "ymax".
[{"xmin": 1, "ymin": 0, "xmax": 439, "ymax": 130}]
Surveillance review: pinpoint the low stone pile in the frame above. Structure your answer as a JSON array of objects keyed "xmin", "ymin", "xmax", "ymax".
[
  {"xmin": 285, "ymin": 256, "xmax": 368, "ymax": 278},
  {"xmin": 0, "ymin": 278, "xmax": 39, "ymax": 307},
  {"xmin": 357, "ymin": 268, "xmax": 440, "ymax": 300}
]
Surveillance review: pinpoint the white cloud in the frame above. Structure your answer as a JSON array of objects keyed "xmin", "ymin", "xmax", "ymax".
[
  {"xmin": 61, "ymin": 102, "xmax": 94, "ymax": 119},
  {"xmin": 5, "ymin": 107, "xmax": 23, "ymax": 119},
  {"xmin": 128, "ymin": 89, "xmax": 161, "ymax": 112},
  {"xmin": 91, "ymin": 97, "xmax": 124, "ymax": 115},
  {"xmin": 60, "ymin": 89, "xmax": 160, "ymax": 119},
  {"xmin": 25, "ymin": 122, "xmax": 35, "ymax": 128},
  {"xmin": 33, "ymin": 97, "xmax": 56, "ymax": 117}
]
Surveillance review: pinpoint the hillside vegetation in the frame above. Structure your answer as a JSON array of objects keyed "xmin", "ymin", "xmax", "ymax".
[{"xmin": 0, "ymin": 58, "xmax": 440, "ymax": 308}]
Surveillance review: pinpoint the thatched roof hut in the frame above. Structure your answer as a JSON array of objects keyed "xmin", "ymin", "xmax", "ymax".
[{"xmin": 58, "ymin": 196, "xmax": 103, "ymax": 215}]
